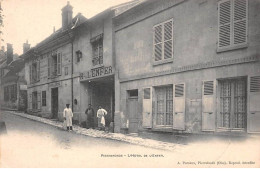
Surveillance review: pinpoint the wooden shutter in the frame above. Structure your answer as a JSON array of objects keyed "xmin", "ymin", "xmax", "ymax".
[
  {"xmin": 153, "ymin": 25, "xmax": 163, "ymax": 61},
  {"xmin": 37, "ymin": 60, "xmax": 40, "ymax": 81},
  {"xmin": 173, "ymin": 83, "xmax": 185, "ymax": 130},
  {"xmin": 28, "ymin": 93, "xmax": 32, "ymax": 110},
  {"xmin": 163, "ymin": 20, "xmax": 173, "ymax": 59},
  {"xmin": 48, "ymin": 56, "xmax": 51, "ymax": 78},
  {"xmin": 37, "ymin": 91, "xmax": 41, "ymax": 111},
  {"xmin": 29, "ymin": 64, "xmax": 32, "ymax": 83},
  {"xmin": 202, "ymin": 81, "xmax": 216, "ymax": 131},
  {"xmin": 57, "ymin": 52, "xmax": 62, "ymax": 75},
  {"xmin": 142, "ymin": 87, "xmax": 153, "ymax": 128},
  {"xmin": 218, "ymin": 0, "xmax": 232, "ymax": 48},
  {"xmin": 247, "ymin": 76, "xmax": 260, "ymax": 133},
  {"xmin": 233, "ymin": 0, "xmax": 248, "ymax": 45}
]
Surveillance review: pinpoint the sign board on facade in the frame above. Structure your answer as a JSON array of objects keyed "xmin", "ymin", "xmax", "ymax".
[
  {"xmin": 80, "ymin": 66, "xmax": 113, "ymax": 81},
  {"xmin": 48, "ymin": 81, "xmax": 62, "ymax": 88},
  {"xmin": 20, "ymin": 85, "xmax": 27, "ymax": 90}
]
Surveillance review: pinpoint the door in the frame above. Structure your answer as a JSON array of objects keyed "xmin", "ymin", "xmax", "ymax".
[
  {"xmin": 248, "ymin": 76, "xmax": 260, "ymax": 133},
  {"xmin": 219, "ymin": 78, "xmax": 247, "ymax": 129},
  {"xmin": 155, "ymin": 86, "xmax": 173, "ymax": 127},
  {"xmin": 51, "ymin": 88, "xmax": 59, "ymax": 119},
  {"xmin": 127, "ymin": 98, "xmax": 139, "ymax": 133}
]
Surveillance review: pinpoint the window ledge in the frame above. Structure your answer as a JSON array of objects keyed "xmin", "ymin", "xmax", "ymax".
[
  {"xmin": 153, "ymin": 58, "xmax": 173, "ymax": 66},
  {"xmin": 217, "ymin": 43, "xmax": 248, "ymax": 53},
  {"xmin": 92, "ymin": 64, "xmax": 104, "ymax": 69},
  {"xmin": 152, "ymin": 126, "xmax": 173, "ymax": 132}
]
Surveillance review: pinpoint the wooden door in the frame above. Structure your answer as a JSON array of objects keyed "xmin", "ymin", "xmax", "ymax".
[{"xmin": 51, "ymin": 88, "xmax": 59, "ymax": 119}]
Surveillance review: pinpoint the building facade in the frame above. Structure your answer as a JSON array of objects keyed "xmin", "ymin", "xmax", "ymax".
[
  {"xmin": 114, "ymin": 0, "xmax": 260, "ymax": 134},
  {"xmin": 23, "ymin": 1, "xmax": 140, "ymax": 128},
  {"xmin": 0, "ymin": 43, "xmax": 28, "ymax": 111}
]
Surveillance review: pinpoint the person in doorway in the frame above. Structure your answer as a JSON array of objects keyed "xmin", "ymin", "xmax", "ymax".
[
  {"xmin": 85, "ymin": 104, "xmax": 95, "ymax": 129},
  {"xmin": 97, "ymin": 106, "xmax": 107, "ymax": 131},
  {"xmin": 63, "ymin": 104, "xmax": 73, "ymax": 131}
]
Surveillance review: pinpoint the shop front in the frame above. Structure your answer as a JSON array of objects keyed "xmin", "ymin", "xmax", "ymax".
[{"xmin": 79, "ymin": 65, "xmax": 115, "ymax": 130}]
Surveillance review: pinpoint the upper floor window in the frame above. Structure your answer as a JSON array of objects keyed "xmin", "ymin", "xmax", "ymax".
[
  {"xmin": 217, "ymin": 0, "xmax": 248, "ymax": 52},
  {"xmin": 29, "ymin": 60, "xmax": 40, "ymax": 83},
  {"xmin": 91, "ymin": 34, "xmax": 103, "ymax": 66},
  {"xmin": 48, "ymin": 52, "xmax": 62, "ymax": 78},
  {"xmin": 153, "ymin": 19, "xmax": 173, "ymax": 62}
]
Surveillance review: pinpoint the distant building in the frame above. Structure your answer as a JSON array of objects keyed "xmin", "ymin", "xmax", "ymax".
[
  {"xmin": 0, "ymin": 43, "xmax": 27, "ymax": 111},
  {"xmin": 113, "ymin": 0, "xmax": 260, "ymax": 134}
]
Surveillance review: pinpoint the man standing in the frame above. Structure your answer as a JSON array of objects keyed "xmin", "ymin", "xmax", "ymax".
[
  {"xmin": 63, "ymin": 104, "xmax": 73, "ymax": 131},
  {"xmin": 85, "ymin": 104, "xmax": 94, "ymax": 129},
  {"xmin": 97, "ymin": 106, "xmax": 107, "ymax": 131}
]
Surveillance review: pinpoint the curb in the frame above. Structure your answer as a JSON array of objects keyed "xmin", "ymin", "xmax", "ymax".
[{"xmin": 4, "ymin": 111, "xmax": 182, "ymax": 151}]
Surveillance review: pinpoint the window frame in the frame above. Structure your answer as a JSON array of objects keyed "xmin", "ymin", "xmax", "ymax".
[
  {"xmin": 152, "ymin": 19, "xmax": 174, "ymax": 66},
  {"xmin": 217, "ymin": 0, "xmax": 248, "ymax": 53},
  {"xmin": 92, "ymin": 39, "xmax": 103, "ymax": 66},
  {"xmin": 42, "ymin": 91, "xmax": 47, "ymax": 107}
]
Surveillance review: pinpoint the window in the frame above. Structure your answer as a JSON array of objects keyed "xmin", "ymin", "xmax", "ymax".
[
  {"xmin": 65, "ymin": 67, "xmax": 68, "ymax": 75},
  {"xmin": 155, "ymin": 86, "xmax": 173, "ymax": 126},
  {"xmin": 4, "ymin": 86, "xmax": 9, "ymax": 101},
  {"xmin": 128, "ymin": 89, "xmax": 138, "ymax": 98},
  {"xmin": 10, "ymin": 84, "xmax": 17, "ymax": 102},
  {"xmin": 153, "ymin": 19, "xmax": 173, "ymax": 62},
  {"xmin": 219, "ymin": 78, "xmax": 247, "ymax": 129},
  {"xmin": 91, "ymin": 38, "xmax": 103, "ymax": 66},
  {"xmin": 42, "ymin": 91, "xmax": 46, "ymax": 106},
  {"xmin": 217, "ymin": 0, "xmax": 248, "ymax": 52},
  {"xmin": 48, "ymin": 52, "xmax": 62, "ymax": 78},
  {"xmin": 30, "ymin": 61, "xmax": 40, "ymax": 83},
  {"xmin": 32, "ymin": 91, "xmax": 38, "ymax": 110}
]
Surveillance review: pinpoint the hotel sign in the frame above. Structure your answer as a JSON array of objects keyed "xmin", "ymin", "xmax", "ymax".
[{"xmin": 80, "ymin": 66, "xmax": 113, "ymax": 81}]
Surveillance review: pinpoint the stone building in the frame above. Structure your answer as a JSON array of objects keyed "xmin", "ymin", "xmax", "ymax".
[
  {"xmin": 23, "ymin": 1, "xmax": 140, "ymax": 128},
  {"xmin": 0, "ymin": 43, "xmax": 28, "ymax": 111},
  {"xmin": 113, "ymin": 0, "xmax": 260, "ymax": 134}
]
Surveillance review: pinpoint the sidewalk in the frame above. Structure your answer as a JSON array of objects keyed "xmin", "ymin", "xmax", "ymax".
[{"xmin": 3, "ymin": 110, "xmax": 183, "ymax": 151}]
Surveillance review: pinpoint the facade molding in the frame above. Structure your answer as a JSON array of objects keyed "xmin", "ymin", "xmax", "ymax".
[
  {"xmin": 119, "ymin": 55, "xmax": 260, "ymax": 83},
  {"xmin": 114, "ymin": 0, "xmax": 186, "ymax": 32}
]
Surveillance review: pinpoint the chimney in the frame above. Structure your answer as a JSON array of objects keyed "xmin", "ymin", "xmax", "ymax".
[
  {"xmin": 61, "ymin": 1, "xmax": 73, "ymax": 30},
  {"xmin": 7, "ymin": 43, "xmax": 13, "ymax": 64},
  {"xmin": 23, "ymin": 40, "xmax": 30, "ymax": 54}
]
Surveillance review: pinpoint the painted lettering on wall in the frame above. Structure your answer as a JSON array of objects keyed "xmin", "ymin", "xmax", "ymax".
[{"xmin": 80, "ymin": 66, "xmax": 113, "ymax": 81}]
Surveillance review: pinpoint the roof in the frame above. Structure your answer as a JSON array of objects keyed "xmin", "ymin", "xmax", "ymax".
[
  {"xmin": 35, "ymin": 13, "xmax": 87, "ymax": 49},
  {"xmin": 1, "ymin": 58, "xmax": 25, "ymax": 84}
]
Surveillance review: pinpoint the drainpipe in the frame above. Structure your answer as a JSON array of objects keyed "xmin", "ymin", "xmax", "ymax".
[{"xmin": 66, "ymin": 30, "xmax": 74, "ymax": 111}]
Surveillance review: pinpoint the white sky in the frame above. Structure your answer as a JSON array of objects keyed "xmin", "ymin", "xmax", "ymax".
[{"xmin": 1, "ymin": 0, "xmax": 132, "ymax": 55}]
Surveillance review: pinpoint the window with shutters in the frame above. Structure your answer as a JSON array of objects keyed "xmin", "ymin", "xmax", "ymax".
[
  {"xmin": 48, "ymin": 52, "xmax": 62, "ymax": 78},
  {"xmin": 219, "ymin": 77, "xmax": 247, "ymax": 129},
  {"xmin": 153, "ymin": 19, "xmax": 173, "ymax": 64},
  {"xmin": 155, "ymin": 86, "xmax": 173, "ymax": 126},
  {"xmin": 30, "ymin": 61, "xmax": 40, "ymax": 83},
  {"xmin": 218, "ymin": 0, "xmax": 248, "ymax": 52}
]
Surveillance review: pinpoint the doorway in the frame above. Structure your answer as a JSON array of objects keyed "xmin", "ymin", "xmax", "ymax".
[
  {"xmin": 51, "ymin": 88, "xmax": 59, "ymax": 119},
  {"xmin": 127, "ymin": 90, "xmax": 139, "ymax": 133}
]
